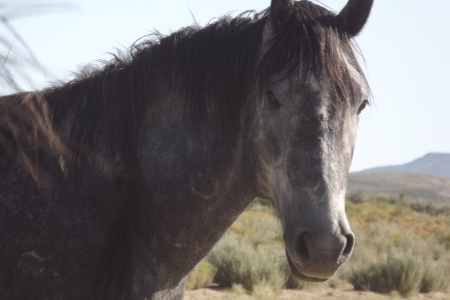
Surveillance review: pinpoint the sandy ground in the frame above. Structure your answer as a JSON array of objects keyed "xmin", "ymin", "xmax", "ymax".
[{"xmin": 184, "ymin": 286, "xmax": 450, "ymax": 300}]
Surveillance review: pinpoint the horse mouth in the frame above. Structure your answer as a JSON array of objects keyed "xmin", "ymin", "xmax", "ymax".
[{"xmin": 286, "ymin": 252, "xmax": 329, "ymax": 283}]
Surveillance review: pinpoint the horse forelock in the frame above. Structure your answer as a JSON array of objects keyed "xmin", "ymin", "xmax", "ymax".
[{"xmin": 259, "ymin": 1, "xmax": 369, "ymax": 111}]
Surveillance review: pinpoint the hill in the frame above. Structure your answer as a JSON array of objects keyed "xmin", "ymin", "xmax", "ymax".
[
  {"xmin": 359, "ymin": 153, "xmax": 450, "ymax": 178},
  {"xmin": 347, "ymin": 172, "xmax": 450, "ymax": 204}
]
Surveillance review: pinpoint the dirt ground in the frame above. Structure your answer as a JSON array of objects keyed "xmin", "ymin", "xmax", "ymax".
[{"xmin": 184, "ymin": 286, "xmax": 450, "ymax": 300}]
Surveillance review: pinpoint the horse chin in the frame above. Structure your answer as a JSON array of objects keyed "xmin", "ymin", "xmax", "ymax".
[{"xmin": 286, "ymin": 252, "xmax": 329, "ymax": 283}]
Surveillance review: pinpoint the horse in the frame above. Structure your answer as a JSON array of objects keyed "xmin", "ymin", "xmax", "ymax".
[{"xmin": 0, "ymin": 0, "xmax": 373, "ymax": 299}]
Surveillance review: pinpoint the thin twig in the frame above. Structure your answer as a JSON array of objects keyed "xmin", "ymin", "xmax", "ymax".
[
  {"xmin": 0, "ymin": 43, "xmax": 12, "ymax": 72},
  {"xmin": 1, "ymin": 17, "xmax": 44, "ymax": 71}
]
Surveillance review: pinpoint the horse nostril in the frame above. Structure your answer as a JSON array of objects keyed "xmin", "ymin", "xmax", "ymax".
[
  {"xmin": 294, "ymin": 231, "xmax": 310, "ymax": 261},
  {"xmin": 342, "ymin": 233, "xmax": 355, "ymax": 258}
]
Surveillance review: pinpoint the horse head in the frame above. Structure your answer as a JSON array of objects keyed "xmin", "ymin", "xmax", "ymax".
[{"xmin": 253, "ymin": 0, "xmax": 373, "ymax": 282}]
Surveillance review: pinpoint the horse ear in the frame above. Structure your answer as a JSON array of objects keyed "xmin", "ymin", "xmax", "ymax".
[
  {"xmin": 269, "ymin": 0, "xmax": 294, "ymax": 33},
  {"xmin": 337, "ymin": 0, "xmax": 374, "ymax": 37}
]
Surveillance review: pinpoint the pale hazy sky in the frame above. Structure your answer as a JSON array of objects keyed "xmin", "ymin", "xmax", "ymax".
[{"xmin": 3, "ymin": 0, "xmax": 450, "ymax": 172}]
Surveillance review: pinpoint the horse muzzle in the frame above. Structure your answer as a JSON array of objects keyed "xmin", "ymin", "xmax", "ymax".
[{"xmin": 285, "ymin": 230, "xmax": 355, "ymax": 281}]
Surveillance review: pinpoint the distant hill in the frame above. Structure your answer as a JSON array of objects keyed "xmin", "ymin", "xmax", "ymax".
[
  {"xmin": 347, "ymin": 173, "xmax": 450, "ymax": 205},
  {"xmin": 359, "ymin": 153, "xmax": 450, "ymax": 178}
]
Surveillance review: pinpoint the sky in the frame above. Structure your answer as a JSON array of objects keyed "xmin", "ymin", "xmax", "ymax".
[{"xmin": 3, "ymin": 0, "xmax": 450, "ymax": 172}]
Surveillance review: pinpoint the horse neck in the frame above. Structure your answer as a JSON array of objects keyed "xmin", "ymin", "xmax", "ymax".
[
  {"xmin": 137, "ymin": 105, "xmax": 258, "ymax": 284},
  {"xmin": 132, "ymin": 53, "xmax": 264, "ymax": 287}
]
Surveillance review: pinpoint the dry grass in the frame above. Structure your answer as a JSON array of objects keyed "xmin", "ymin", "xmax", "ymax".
[
  {"xmin": 186, "ymin": 261, "xmax": 218, "ymax": 290},
  {"xmin": 185, "ymin": 287, "xmax": 450, "ymax": 300},
  {"xmin": 186, "ymin": 195, "xmax": 450, "ymax": 297},
  {"xmin": 206, "ymin": 234, "xmax": 286, "ymax": 291},
  {"xmin": 349, "ymin": 253, "xmax": 426, "ymax": 297}
]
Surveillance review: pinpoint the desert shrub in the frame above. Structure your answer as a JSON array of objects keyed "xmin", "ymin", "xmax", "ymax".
[
  {"xmin": 406, "ymin": 236, "xmax": 447, "ymax": 261},
  {"xmin": 185, "ymin": 261, "xmax": 218, "ymax": 290},
  {"xmin": 349, "ymin": 252, "xmax": 424, "ymax": 297},
  {"xmin": 349, "ymin": 251, "xmax": 450, "ymax": 297},
  {"xmin": 340, "ymin": 214, "xmax": 450, "ymax": 294},
  {"xmin": 252, "ymin": 284, "xmax": 277, "ymax": 300},
  {"xmin": 207, "ymin": 235, "xmax": 286, "ymax": 291},
  {"xmin": 438, "ymin": 234, "xmax": 450, "ymax": 250},
  {"xmin": 410, "ymin": 202, "xmax": 450, "ymax": 217},
  {"xmin": 420, "ymin": 263, "xmax": 450, "ymax": 293},
  {"xmin": 347, "ymin": 192, "xmax": 365, "ymax": 204},
  {"xmin": 233, "ymin": 212, "xmax": 282, "ymax": 247},
  {"xmin": 230, "ymin": 283, "xmax": 246, "ymax": 295}
]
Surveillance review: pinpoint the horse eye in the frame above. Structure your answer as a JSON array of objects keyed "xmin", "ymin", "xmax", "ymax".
[
  {"xmin": 265, "ymin": 90, "xmax": 281, "ymax": 109},
  {"xmin": 357, "ymin": 99, "xmax": 369, "ymax": 114}
]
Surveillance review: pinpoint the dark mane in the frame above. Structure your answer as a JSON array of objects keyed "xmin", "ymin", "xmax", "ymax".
[
  {"xmin": 0, "ymin": 1, "xmax": 367, "ymax": 187},
  {"xmin": 30, "ymin": 1, "xmax": 363, "ymax": 166},
  {"xmin": 43, "ymin": 12, "xmax": 266, "ymax": 165}
]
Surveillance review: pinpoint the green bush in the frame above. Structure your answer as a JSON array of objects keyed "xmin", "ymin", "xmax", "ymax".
[
  {"xmin": 207, "ymin": 235, "xmax": 286, "ymax": 291},
  {"xmin": 349, "ymin": 254, "xmax": 422, "ymax": 296},
  {"xmin": 349, "ymin": 252, "xmax": 449, "ymax": 297},
  {"xmin": 185, "ymin": 261, "xmax": 218, "ymax": 290},
  {"xmin": 420, "ymin": 263, "xmax": 450, "ymax": 293},
  {"xmin": 438, "ymin": 234, "xmax": 450, "ymax": 250}
]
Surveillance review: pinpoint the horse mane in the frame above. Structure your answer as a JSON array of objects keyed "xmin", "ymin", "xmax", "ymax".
[
  {"xmin": 0, "ymin": 92, "xmax": 72, "ymax": 187},
  {"xmin": 43, "ymin": 1, "xmax": 364, "ymax": 163},
  {"xmin": 0, "ymin": 2, "xmax": 366, "ymax": 298},
  {"xmin": 1, "ymin": 2, "xmax": 364, "ymax": 172},
  {"xmin": 42, "ymin": 13, "xmax": 266, "ymax": 163}
]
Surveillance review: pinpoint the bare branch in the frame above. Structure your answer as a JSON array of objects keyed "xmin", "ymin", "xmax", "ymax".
[
  {"xmin": 0, "ymin": 44, "xmax": 11, "ymax": 72},
  {"xmin": 0, "ymin": 1, "xmax": 72, "ymax": 93}
]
